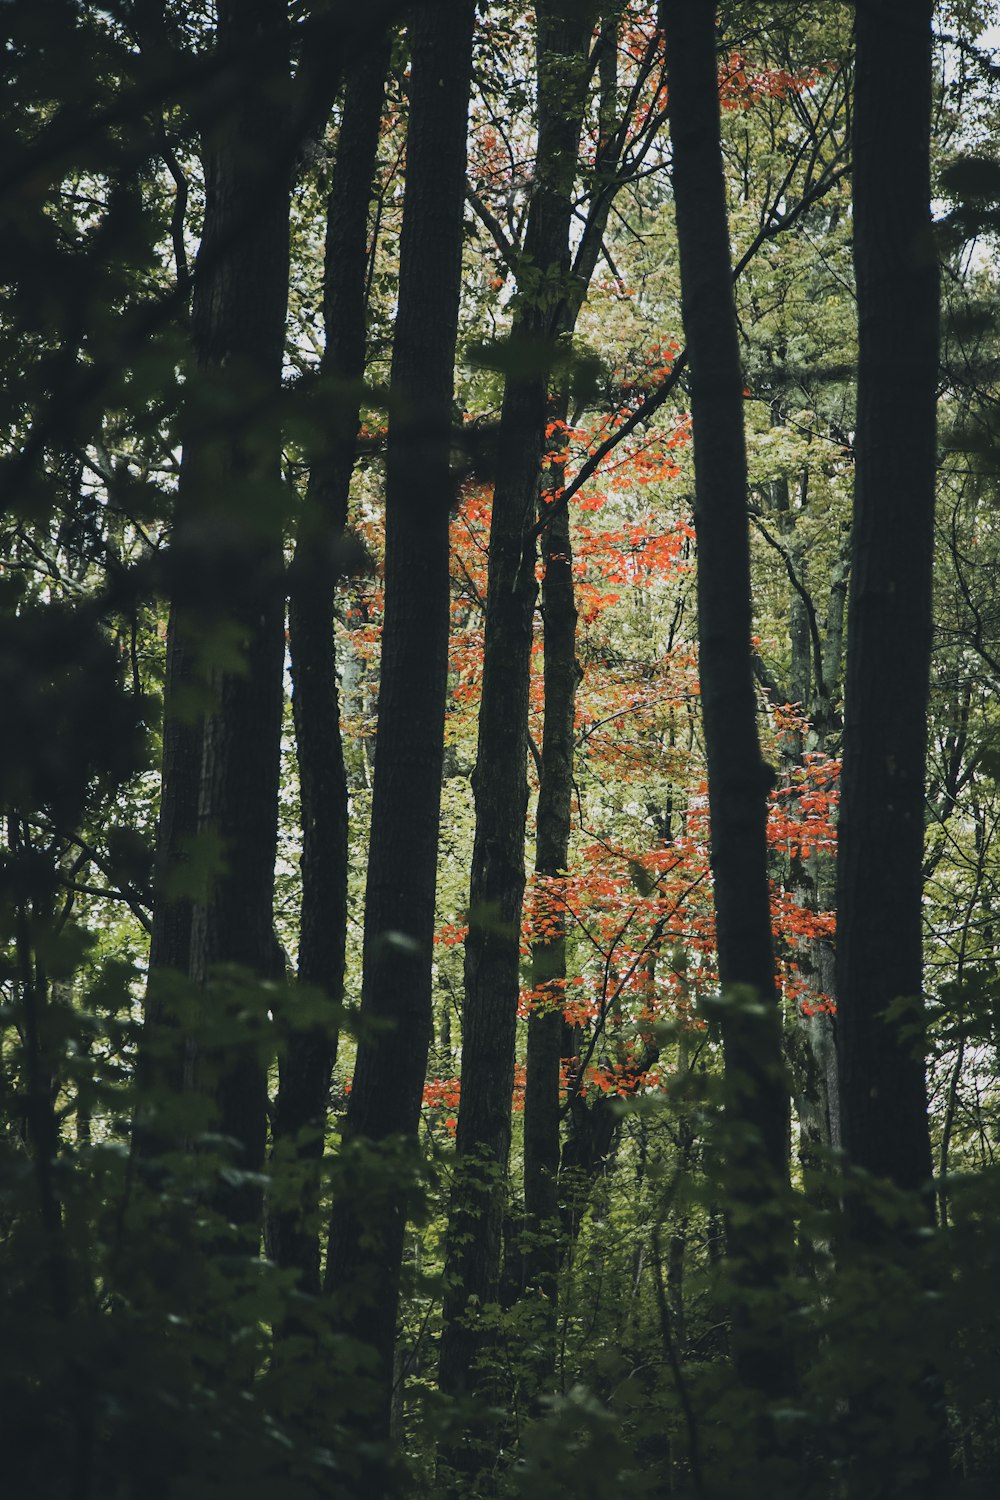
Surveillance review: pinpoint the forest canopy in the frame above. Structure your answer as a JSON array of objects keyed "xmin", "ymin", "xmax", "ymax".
[{"xmin": 3, "ymin": 2, "xmax": 1000, "ymax": 1497}]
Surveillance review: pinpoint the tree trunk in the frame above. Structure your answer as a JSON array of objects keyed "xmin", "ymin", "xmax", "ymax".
[
  {"xmin": 437, "ymin": 1, "xmax": 594, "ymax": 1440},
  {"xmin": 835, "ymin": 0, "xmax": 938, "ymax": 1210},
  {"xmin": 324, "ymin": 0, "xmax": 475, "ymax": 1461},
  {"xmin": 662, "ymin": 0, "xmax": 791, "ymax": 1403},
  {"xmin": 523, "ymin": 477, "xmax": 579, "ymax": 1309},
  {"xmin": 179, "ymin": 0, "xmax": 292, "ymax": 1237},
  {"xmin": 764, "ymin": 471, "xmax": 841, "ymax": 1170},
  {"xmin": 148, "ymin": 616, "xmax": 201, "ymax": 984},
  {"xmin": 834, "ymin": 10, "xmax": 944, "ymax": 1492},
  {"xmin": 137, "ymin": 611, "xmax": 202, "ymax": 1146},
  {"xmin": 269, "ymin": 33, "xmax": 390, "ymax": 1298},
  {"xmin": 519, "ymin": 0, "xmax": 621, "ymax": 1337}
]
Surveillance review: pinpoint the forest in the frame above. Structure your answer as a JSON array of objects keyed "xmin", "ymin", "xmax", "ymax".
[{"xmin": 3, "ymin": 0, "xmax": 1000, "ymax": 1495}]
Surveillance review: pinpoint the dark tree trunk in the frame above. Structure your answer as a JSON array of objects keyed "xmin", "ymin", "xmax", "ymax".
[
  {"xmin": 178, "ymin": 0, "xmax": 291, "ymax": 1236},
  {"xmin": 148, "ymin": 617, "xmax": 201, "ymax": 984},
  {"xmin": 505, "ymin": 408, "xmax": 580, "ymax": 1399},
  {"xmin": 437, "ymin": 1, "xmax": 594, "ymax": 1434},
  {"xmin": 324, "ymin": 0, "xmax": 475, "ymax": 1458},
  {"xmin": 522, "ymin": 420, "xmax": 579, "ymax": 1316},
  {"xmin": 834, "ymin": 13, "xmax": 946, "ymax": 1488},
  {"xmin": 138, "ymin": 613, "xmax": 203, "ymax": 1136},
  {"xmin": 269, "ymin": 34, "xmax": 390, "ymax": 1298},
  {"xmin": 759, "ymin": 472, "xmax": 843, "ymax": 1170},
  {"xmin": 662, "ymin": 0, "xmax": 790, "ymax": 1401},
  {"xmin": 138, "ymin": 8, "xmax": 203, "ymax": 1134},
  {"xmin": 519, "ymin": 0, "xmax": 622, "ymax": 1323},
  {"xmin": 835, "ymin": 0, "xmax": 938, "ymax": 1209}
]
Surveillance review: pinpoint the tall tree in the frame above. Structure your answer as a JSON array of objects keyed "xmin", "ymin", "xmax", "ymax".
[
  {"xmin": 750, "ymin": 471, "xmax": 847, "ymax": 1170},
  {"xmin": 520, "ymin": 3, "xmax": 624, "ymax": 1331},
  {"xmin": 154, "ymin": 0, "xmax": 292, "ymax": 1236},
  {"xmin": 324, "ymin": 0, "xmax": 476, "ymax": 1455},
  {"xmin": 832, "ymin": 8, "xmax": 946, "ymax": 1492},
  {"xmin": 835, "ymin": 0, "xmax": 939, "ymax": 1211},
  {"xmin": 521, "ymin": 426, "xmax": 578, "ymax": 1318},
  {"xmin": 438, "ymin": 0, "xmax": 596, "ymax": 1432},
  {"xmin": 269, "ymin": 33, "xmax": 391, "ymax": 1296},
  {"xmin": 139, "ymin": 0, "xmax": 397, "ymax": 1174},
  {"xmin": 137, "ymin": 0, "xmax": 208, "ymax": 1129},
  {"xmin": 661, "ymin": 0, "xmax": 790, "ymax": 1403}
]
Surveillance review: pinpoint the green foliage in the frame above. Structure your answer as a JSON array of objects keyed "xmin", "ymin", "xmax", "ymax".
[{"xmin": 3, "ymin": 2, "xmax": 1000, "ymax": 1497}]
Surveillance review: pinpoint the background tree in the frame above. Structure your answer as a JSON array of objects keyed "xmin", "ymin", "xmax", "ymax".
[
  {"xmin": 834, "ymin": 0, "xmax": 945, "ymax": 1491},
  {"xmin": 438, "ymin": 0, "xmax": 597, "ymax": 1441},
  {"xmin": 324, "ymin": 0, "xmax": 477, "ymax": 1462},
  {"xmin": 173, "ymin": 0, "xmax": 292, "ymax": 1236},
  {"xmin": 662, "ymin": 0, "xmax": 791, "ymax": 1410},
  {"xmin": 835, "ymin": 0, "xmax": 939, "ymax": 1216},
  {"xmin": 270, "ymin": 28, "xmax": 392, "ymax": 1298}
]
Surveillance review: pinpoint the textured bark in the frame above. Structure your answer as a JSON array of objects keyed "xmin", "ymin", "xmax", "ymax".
[
  {"xmin": 139, "ymin": 2, "xmax": 292, "ymax": 1194},
  {"xmin": 820, "ymin": 522, "xmax": 851, "ymax": 735},
  {"xmin": 522, "ymin": 427, "xmax": 579, "ymax": 1316},
  {"xmin": 662, "ymin": 0, "xmax": 790, "ymax": 1400},
  {"xmin": 324, "ymin": 0, "xmax": 475, "ymax": 1458},
  {"xmin": 835, "ymin": 0, "xmax": 939, "ymax": 1209},
  {"xmin": 519, "ymin": 3, "xmax": 621, "ymax": 1326},
  {"xmin": 179, "ymin": 0, "xmax": 291, "ymax": 1235},
  {"xmin": 139, "ymin": 612, "xmax": 202, "ymax": 1130},
  {"xmin": 438, "ymin": 1, "xmax": 595, "ymax": 1429},
  {"xmin": 766, "ymin": 473, "xmax": 842, "ymax": 1168},
  {"xmin": 138, "ymin": 8, "xmax": 203, "ymax": 1130},
  {"xmin": 835, "ymin": 23, "xmax": 947, "ymax": 1493},
  {"xmin": 269, "ymin": 35, "xmax": 390, "ymax": 1297},
  {"xmin": 148, "ymin": 616, "xmax": 201, "ymax": 984}
]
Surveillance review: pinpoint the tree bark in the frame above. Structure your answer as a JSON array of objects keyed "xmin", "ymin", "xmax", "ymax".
[
  {"xmin": 521, "ymin": 417, "xmax": 578, "ymax": 1313},
  {"xmin": 662, "ymin": 0, "xmax": 791, "ymax": 1403},
  {"xmin": 179, "ymin": 0, "xmax": 292, "ymax": 1236},
  {"xmin": 269, "ymin": 33, "xmax": 390, "ymax": 1298},
  {"xmin": 760, "ymin": 472, "xmax": 842, "ymax": 1170},
  {"xmin": 138, "ymin": 610, "xmax": 202, "ymax": 1139},
  {"xmin": 148, "ymin": 615, "xmax": 201, "ymax": 984},
  {"xmin": 324, "ymin": 0, "xmax": 475, "ymax": 1460},
  {"xmin": 437, "ymin": 1, "xmax": 595, "ymax": 1438},
  {"xmin": 834, "ymin": 14, "xmax": 945, "ymax": 1491},
  {"xmin": 835, "ymin": 0, "xmax": 938, "ymax": 1209},
  {"xmin": 520, "ymin": 0, "xmax": 621, "ymax": 1329}
]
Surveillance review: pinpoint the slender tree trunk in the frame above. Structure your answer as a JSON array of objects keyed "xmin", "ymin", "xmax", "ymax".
[
  {"xmin": 519, "ymin": 0, "xmax": 621, "ymax": 1329},
  {"xmin": 662, "ymin": 0, "xmax": 791, "ymax": 1403},
  {"xmin": 834, "ymin": 10, "xmax": 944, "ymax": 1493},
  {"xmin": 438, "ymin": 2, "xmax": 595, "ymax": 1438},
  {"xmin": 514, "ymin": 413, "xmax": 579, "ymax": 1398},
  {"xmin": 148, "ymin": 617, "xmax": 201, "ymax": 984},
  {"xmin": 137, "ymin": 0, "xmax": 202, "ymax": 1137},
  {"xmin": 836, "ymin": 0, "xmax": 938, "ymax": 1209},
  {"xmin": 763, "ymin": 472, "xmax": 841, "ymax": 1170},
  {"xmin": 324, "ymin": 0, "xmax": 475, "ymax": 1461},
  {"xmin": 178, "ymin": 0, "xmax": 291, "ymax": 1236},
  {"xmin": 137, "ymin": 613, "xmax": 202, "ymax": 1142},
  {"xmin": 269, "ymin": 34, "xmax": 390, "ymax": 1298},
  {"xmin": 522, "ymin": 416, "xmax": 578, "ymax": 1312}
]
